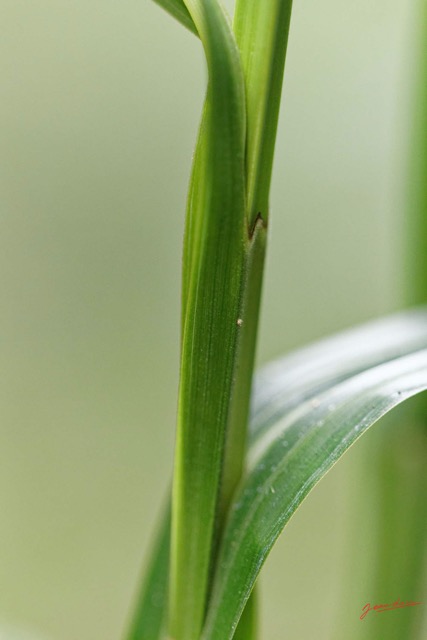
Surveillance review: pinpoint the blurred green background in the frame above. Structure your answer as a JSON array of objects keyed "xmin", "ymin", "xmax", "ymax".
[{"xmin": 0, "ymin": 0, "xmax": 425, "ymax": 638}]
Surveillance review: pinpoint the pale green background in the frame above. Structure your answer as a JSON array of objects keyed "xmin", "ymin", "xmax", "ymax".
[{"xmin": 0, "ymin": 0, "xmax": 425, "ymax": 638}]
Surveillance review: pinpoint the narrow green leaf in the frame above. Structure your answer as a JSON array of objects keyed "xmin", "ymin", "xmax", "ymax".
[
  {"xmin": 202, "ymin": 351, "xmax": 427, "ymax": 639},
  {"xmin": 221, "ymin": 9, "xmax": 296, "ymax": 633},
  {"xmin": 169, "ymin": 1, "xmax": 248, "ymax": 638},
  {"xmin": 181, "ymin": 108, "xmax": 208, "ymax": 338},
  {"xmin": 233, "ymin": 0, "xmax": 293, "ymax": 226},
  {"xmin": 125, "ymin": 504, "xmax": 170, "ymax": 640},
  {"xmin": 152, "ymin": 0, "xmax": 198, "ymax": 35},
  {"xmin": 218, "ymin": 218, "xmax": 267, "ymax": 520}
]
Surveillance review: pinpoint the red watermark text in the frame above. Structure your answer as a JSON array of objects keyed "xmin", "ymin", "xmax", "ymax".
[{"xmin": 360, "ymin": 598, "xmax": 422, "ymax": 620}]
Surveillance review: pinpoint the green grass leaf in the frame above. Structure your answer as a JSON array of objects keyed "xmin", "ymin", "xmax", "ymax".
[
  {"xmin": 251, "ymin": 308, "xmax": 427, "ymax": 443},
  {"xmin": 169, "ymin": 1, "xmax": 248, "ymax": 638},
  {"xmin": 152, "ymin": 0, "xmax": 198, "ymax": 35},
  {"xmin": 202, "ymin": 339, "xmax": 427, "ymax": 638},
  {"xmin": 125, "ymin": 504, "xmax": 170, "ymax": 640},
  {"xmin": 234, "ymin": 0, "xmax": 293, "ymax": 226}
]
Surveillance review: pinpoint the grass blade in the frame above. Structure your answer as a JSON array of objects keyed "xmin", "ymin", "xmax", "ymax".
[
  {"xmin": 226, "ymin": 8, "xmax": 296, "ymax": 632},
  {"xmin": 234, "ymin": 0, "xmax": 293, "ymax": 226},
  {"xmin": 152, "ymin": 0, "xmax": 198, "ymax": 35},
  {"xmin": 202, "ymin": 350, "xmax": 427, "ymax": 639},
  {"xmin": 341, "ymin": 7, "xmax": 427, "ymax": 638},
  {"xmin": 251, "ymin": 308, "xmax": 427, "ymax": 443},
  {"xmin": 125, "ymin": 505, "xmax": 170, "ymax": 640},
  {"xmin": 169, "ymin": 1, "xmax": 248, "ymax": 638}
]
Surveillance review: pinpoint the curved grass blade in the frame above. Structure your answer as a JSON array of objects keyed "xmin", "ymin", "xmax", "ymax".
[
  {"xmin": 126, "ymin": 308, "xmax": 427, "ymax": 638},
  {"xmin": 152, "ymin": 0, "xmax": 198, "ymax": 35},
  {"xmin": 169, "ymin": 1, "xmax": 248, "ymax": 638},
  {"xmin": 251, "ymin": 307, "xmax": 427, "ymax": 444},
  {"xmin": 202, "ymin": 350, "xmax": 427, "ymax": 639}
]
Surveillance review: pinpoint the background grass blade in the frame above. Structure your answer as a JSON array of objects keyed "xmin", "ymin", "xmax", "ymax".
[
  {"xmin": 341, "ymin": 6, "xmax": 427, "ymax": 639},
  {"xmin": 125, "ymin": 505, "xmax": 170, "ymax": 640},
  {"xmin": 355, "ymin": 418, "xmax": 427, "ymax": 640},
  {"xmin": 405, "ymin": 0, "xmax": 427, "ymax": 307},
  {"xmin": 202, "ymin": 350, "xmax": 427, "ymax": 639},
  {"xmin": 153, "ymin": 0, "xmax": 198, "ymax": 35},
  {"xmin": 169, "ymin": 1, "xmax": 248, "ymax": 638}
]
